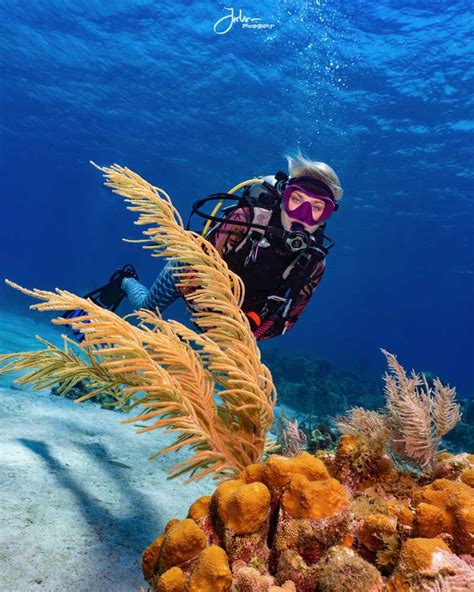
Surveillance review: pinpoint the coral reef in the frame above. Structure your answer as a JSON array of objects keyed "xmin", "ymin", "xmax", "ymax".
[
  {"xmin": 0, "ymin": 163, "xmax": 471, "ymax": 590},
  {"xmin": 272, "ymin": 410, "xmax": 338, "ymax": 456},
  {"xmin": 140, "ymin": 447, "xmax": 473, "ymax": 591},
  {"xmin": 412, "ymin": 479, "xmax": 474, "ymax": 554},
  {"xmin": 262, "ymin": 347, "xmax": 472, "ymax": 459}
]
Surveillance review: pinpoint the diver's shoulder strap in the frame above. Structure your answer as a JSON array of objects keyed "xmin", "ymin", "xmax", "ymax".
[{"xmin": 233, "ymin": 206, "xmax": 274, "ymax": 253}]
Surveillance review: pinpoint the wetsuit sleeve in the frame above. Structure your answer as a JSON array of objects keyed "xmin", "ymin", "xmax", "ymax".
[
  {"xmin": 178, "ymin": 206, "xmax": 251, "ymax": 303},
  {"xmin": 254, "ymin": 260, "xmax": 326, "ymax": 340},
  {"xmin": 206, "ymin": 206, "xmax": 252, "ymax": 256}
]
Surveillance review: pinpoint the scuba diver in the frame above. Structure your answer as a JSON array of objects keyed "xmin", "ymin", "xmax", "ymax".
[{"xmin": 64, "ymin": 153, "xmax": 343, "ymax": 341}]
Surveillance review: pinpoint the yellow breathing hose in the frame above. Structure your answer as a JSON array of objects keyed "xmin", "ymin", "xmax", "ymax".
[{"xmin": 201, "ymin": 177, "xmax": 265, "ymax": 237}]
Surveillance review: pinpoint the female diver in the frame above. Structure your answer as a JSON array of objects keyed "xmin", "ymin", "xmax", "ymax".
[{"xmin": 65, "ymin": 152, "xmax": 343, "ymax": 341}]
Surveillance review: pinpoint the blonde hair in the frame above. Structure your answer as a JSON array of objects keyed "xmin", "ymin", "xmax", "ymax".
[{"xmin": 284, "ymin": 150, "xmax": 344, "ymax": 201}]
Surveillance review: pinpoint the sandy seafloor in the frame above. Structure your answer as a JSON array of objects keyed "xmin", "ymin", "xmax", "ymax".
[{"xmin": 0, "ymin": 311, "xmax": 217, "ymax": 591}]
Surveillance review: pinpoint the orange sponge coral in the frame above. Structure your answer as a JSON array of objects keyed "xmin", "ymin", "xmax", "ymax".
[
  {"xmin": 141, "ymin": 450, "xmax": 473, "ymax": 592},
  {"xmin": 272, "ymin": 473, "xmax": 351, "ymax": 570},
  {"xmin": 260, "ymin": 452, "xmax": 329, "ymax": 490},
  {"xmin": 461, "ymin": 468, "xmax": 474, "ymax": 487},
  {"xmin": 240, "ymin": 462, "xmax": 265, "ymax": 484},
  {"xmin": 213, "ymin": 480, "xmax": 271, "ymax": 535},
  {"xmin": 414, "ymin": 502, "xmax": 450, "ymax": 538},
  {"xmin": 413, "ymin": 479, "xmax": 474, "ymax": 553},
  {"xmin": 455, "ymin": 504, "xmax": 474, "ymax": 554},
  {"xmin": 398, "ymin": 537, "xmax": 450, "ymax": 574},
  {"xmin": 154, "ymin": 566, "xmax": 186, "ymax": 592},
  {"xmin": 358, "ymin": 513, "xmax": 397, "ymax": 552},
  {"xmin": 143, "ymin": 534, "xmax": 166, "ymax": 583},
  {"xmin": 186, "ymin": 545, "xmax": 232, "ymax": 592},
  {"xmin": 159, "ymin": 519, "xmax": 207, "ymax": 573},
  {"xmin": 142, "ymin": 519, "xmax": 183, "ymax": 582},
  {"xmin": 386, "ymin": 537, "xmax": 472, "ymax": 591},
  {"xmin": 281, "ymin": 474, "xmax": 349, "ymax": 520},
  {"xmin": 187, "ymin": 496, "xmax": 212, "ymax": 522}
]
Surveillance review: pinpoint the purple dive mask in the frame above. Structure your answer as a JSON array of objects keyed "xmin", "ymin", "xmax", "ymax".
[{"xmin": 282, "ymin": 184, "xmax": 336, "ymax": 226}]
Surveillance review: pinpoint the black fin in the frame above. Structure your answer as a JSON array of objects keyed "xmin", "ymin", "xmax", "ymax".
[{"xmin": 61, "ymin": 264, "xmax": 138, "ymax": 342}]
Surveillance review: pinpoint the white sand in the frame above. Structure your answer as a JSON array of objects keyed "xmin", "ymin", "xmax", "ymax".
[{"xmin": 0, "ymin": 312, "xmax": 216, "ymax": 591}]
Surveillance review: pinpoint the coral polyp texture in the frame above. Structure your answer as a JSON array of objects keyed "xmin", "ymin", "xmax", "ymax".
[{"xmin": 143, "ymin": 450, "xmax": 473, "ymax": 591}]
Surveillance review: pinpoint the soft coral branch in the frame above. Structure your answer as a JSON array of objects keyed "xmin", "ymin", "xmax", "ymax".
[
  {"xmin": 338, "ymin": 350, "xmax": 462, "ymax": 476},
  {"xmin": 0, "ymin": 163, "xmax": 278, "ymax": 484}
]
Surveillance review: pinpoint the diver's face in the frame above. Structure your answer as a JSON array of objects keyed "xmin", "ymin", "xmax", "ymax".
[{"xmin": 281, "ymin": 190, "xmax": 326, "ymax": 233}]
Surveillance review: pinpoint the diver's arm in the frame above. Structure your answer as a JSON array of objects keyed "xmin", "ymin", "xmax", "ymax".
[
  {"xmin": 178, "ymin": 207, "xmax": 252, "ymax": 305},
  {"xmin": 254, "ymin": 260, "xmax": 326, "ymax": 340},
  {"xmin": 286, "ymin": 260, "xmax": 326, "ymax": 329},
  {"xmin": 206, "ymin": 206, "xmax": 252, "ymax": 256}
]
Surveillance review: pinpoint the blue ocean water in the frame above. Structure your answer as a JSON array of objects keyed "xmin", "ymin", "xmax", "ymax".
[{"xmin": 1, "ymin": 0, "xmax": 473, "ymax": 395}]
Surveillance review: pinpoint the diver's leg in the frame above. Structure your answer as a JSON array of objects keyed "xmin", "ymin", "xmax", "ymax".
[{"xmin": 121, "ymin": 261, "xmax": 182, "ymax": 312}]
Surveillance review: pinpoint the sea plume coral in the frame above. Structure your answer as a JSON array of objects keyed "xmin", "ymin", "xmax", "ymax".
[
  {"xmin": 383, "ymin": 349, "xmax": 461, "ymax": 470},
  {"xmin": 280, "ymin": 418, "xmax": 308, "ymax": 458},
  {"xmin": 0, "ymin": 163, "xmax": 277, "ymax": 483},
  {"xmin": 337, "ymin": 407, "xmax": 388, "ymax": 445},
  {"xmin": 337, "ymin": 349, "xmax": 461, "ymax": 476}
]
